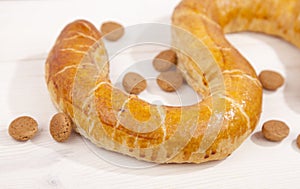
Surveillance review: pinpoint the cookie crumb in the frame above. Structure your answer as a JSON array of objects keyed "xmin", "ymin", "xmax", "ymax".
[
  {"xmin": 8, "ymin": 116, "xmax": 38, "ymax": 141},
  {"xmin": 122, "ymin": 72, "xmax": 147, "ymax": 95},
  {"xmin": 100, "ymin": 21, "xmax": 124, "ymax": 41},
  {"xmin": 157, "ymin": 71, "xmax": 183, "ymax": 92},
  {"xmin": 296, "ymin": 134, "xmax": 300, "ymax": 149},
  {"xmin": 153, "ymin": 49, "xmax": 177, "ymax": 72},
  {"xmin": 262, "ymin": 120, "xmax": 289, "ymax": 142},
  {"xmin": 50, "ymin": 113, "xmax": 73, "ymax": 142},
  {"xmin": 258, "ymin": 70, "xmax": 284, "ymax": 91}
]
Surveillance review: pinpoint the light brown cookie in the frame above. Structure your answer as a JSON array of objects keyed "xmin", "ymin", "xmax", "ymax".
[
  {"xmin": 156, "ymin": 71, "xmax": 183, "ymax": 92},
  {"xmin": 122, "ymin": 72, "xmax": 147, "ymax": 95},
  {"xmin": 258, "ymin": 70, "xmax": 285, "ymax": 91},
  {"xmin": 100, "ymin": 21, "xmax": 124, "ymax": 41},
  {"xmin": 8, "ymin": 116, "xmax": 38, "ymax": 141},
  {"xmin": 152, "ymin": 49, "xmax": 177, "ymax": 72},
  {"xmin": 50, "ymin": 113, "xmax": 73, "ymax": 142},
  {"xmin": 297, "ymin": 134, "xmax": 300, "ymax": 149},
  {"xmin": 262, "ymin": 120, "xmax": 289, "ymax": 142}
]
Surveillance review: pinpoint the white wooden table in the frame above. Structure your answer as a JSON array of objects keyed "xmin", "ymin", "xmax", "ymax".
[{"xmin": 1, "ymin": 0, "xmax": 300, "ymax": 188}]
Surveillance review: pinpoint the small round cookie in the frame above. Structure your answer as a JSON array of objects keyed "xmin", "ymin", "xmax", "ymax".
[
  {"xmin": 122, "ymin": 72, "xmax": 147, "ymax": 95},
  {"xmin": 297, "ymin": 134, "xmax": 300, "ymax": 149},
  {"xmin": 258, "ymin": 70, "xmax": 284, "ymax": 91},
  {"xmin": 50, "ymin": 113, "xmax": 73, "ymax": 142},
  {"xmin": 9, "ymin": 116, "xmax": 38, "ymax": 141},
  {"xmin": 262, "ymin": 120, "xmax": 289, "ymax": 142},
  {"xmin": 100, "ymin": 21, "xmax": 124, "ymax": 41},
  {"xmin": 157, "ymin": 71, "xmax": 183, "ymax": 92},
  {"xmin": 153, "ymin": 49, "xmax": 177, "ymax": 72}
]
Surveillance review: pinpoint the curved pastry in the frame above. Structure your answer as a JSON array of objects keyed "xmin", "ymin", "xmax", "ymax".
[{"xmin": 45, "ymin": 0, "xmax": 299, "ymax": 163}]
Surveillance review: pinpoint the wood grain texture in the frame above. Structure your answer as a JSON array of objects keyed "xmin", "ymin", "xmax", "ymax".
[{"xmin": 0, "ymin": 0, "xmax": 300, "ymax": 188}]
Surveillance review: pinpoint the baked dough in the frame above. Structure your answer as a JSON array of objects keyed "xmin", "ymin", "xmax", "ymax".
[{"xmin": 45, "ymin": 0, "xmax": 299, "ymax": 163}]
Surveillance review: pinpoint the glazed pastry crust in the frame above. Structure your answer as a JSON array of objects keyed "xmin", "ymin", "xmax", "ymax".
[{"xmin": 45, "ymin": 0, "xmax": 299, "ymax": 163}]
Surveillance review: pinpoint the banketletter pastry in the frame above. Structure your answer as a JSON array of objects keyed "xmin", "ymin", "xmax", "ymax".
[{"xmin": 45, "ymin": 0, "xmax": 299, "ymax": 163}]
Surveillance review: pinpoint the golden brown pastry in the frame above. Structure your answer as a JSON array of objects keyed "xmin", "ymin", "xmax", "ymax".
[{"xmin": 45, "ymin": 0, "xmax": 299, "ymax": 163}]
